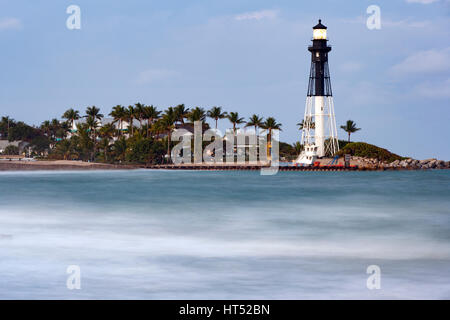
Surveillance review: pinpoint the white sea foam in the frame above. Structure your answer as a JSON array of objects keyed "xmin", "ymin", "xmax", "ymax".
[{"xmin": 1, "ymin": 208, "xmax": 448, "ymax": 261}]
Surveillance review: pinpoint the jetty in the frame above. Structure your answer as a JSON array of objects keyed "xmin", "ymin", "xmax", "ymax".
[{"xmin": 143, "ymin": 164, "xmax": 401, "ymax": 171}]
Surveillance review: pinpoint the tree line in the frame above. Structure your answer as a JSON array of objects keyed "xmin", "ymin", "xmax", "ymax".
[
  {"xmin": 0, "ymin": 104, "xmax": 287, "ymax": 163},
  {"xmin": 1, "ymin": 103, "xmax": 361, "ymax": 162}
]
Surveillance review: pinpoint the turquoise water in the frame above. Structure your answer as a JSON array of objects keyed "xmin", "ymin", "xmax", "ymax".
[{"xmin": 0, "ymin": 170, "xmax": 449, "ymax": 299}]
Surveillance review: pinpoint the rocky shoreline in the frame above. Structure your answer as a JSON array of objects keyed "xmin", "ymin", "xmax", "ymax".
[{"xmin": 351, "ymin": 156, "xmax": 450, "ymax": 170}]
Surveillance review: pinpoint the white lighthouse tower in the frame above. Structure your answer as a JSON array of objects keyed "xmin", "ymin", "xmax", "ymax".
[{"xmin": 297, "ymin": 20, "xmax": 339, "ymax": 164}]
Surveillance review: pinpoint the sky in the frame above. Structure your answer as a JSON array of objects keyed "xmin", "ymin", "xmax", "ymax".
[{"xmin": 0, "ymin": 0, "xmax": 449, "ymax": 159}]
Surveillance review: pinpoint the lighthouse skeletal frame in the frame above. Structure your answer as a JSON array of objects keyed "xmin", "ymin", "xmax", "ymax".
[{"xmin": 301, "ymin": 20, "xmax": 339, "ymax": 158}]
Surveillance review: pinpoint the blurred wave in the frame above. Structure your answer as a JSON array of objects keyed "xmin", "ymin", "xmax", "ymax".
[{"xmin": 0, "ymin": 170, "xmax": 449, "ymax": 299}]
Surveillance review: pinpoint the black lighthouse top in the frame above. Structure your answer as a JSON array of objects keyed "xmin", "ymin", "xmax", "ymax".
[
  {"xmin": 307, "ymin": 19, "xmax": 332, "ymax": 97},
  {"xmin": 313, "ymin": 19, "xmax": 327, "ymax": 30}
]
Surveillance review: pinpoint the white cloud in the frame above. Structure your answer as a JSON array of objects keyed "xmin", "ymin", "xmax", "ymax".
[
  {"xmin": 0, "ymin": 18, "xmax": 22, "ymax": 30},
  {"xmin": 235, "ymin": 10, "xmax": 278, "ymax": 21},
  {"xmin": 390, "ymin": 48, "xmax": 450, "ymax": 76},
  {"xmin": 406, "ymin": 0, "xmax": 439, "ymax": 4},
  {"xmin": 415, "ymin": 78, "xmax": 450, "ymax": 98},
  {"xmin": 136, "ymin": 69, "xmax": 179, "ymax": 84}
]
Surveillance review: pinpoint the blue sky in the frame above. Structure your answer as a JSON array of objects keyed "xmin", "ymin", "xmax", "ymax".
[{"xmin": 0, "ymin": 0, "xmax": 449, "ymax": 159}]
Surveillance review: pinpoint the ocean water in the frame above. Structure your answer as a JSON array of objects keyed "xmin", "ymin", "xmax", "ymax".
[{"xmin": 0, "ymin": 169, "xmax": 449, "ymax": 299}]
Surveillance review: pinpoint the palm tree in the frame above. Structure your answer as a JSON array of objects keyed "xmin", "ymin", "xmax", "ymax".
[
  {"xmin": 0, "ymin": 116, "xmax": 13, "ymax": 139},
  {"xmin": 126, "ymin": 105, "xmax": 135, "ymax": 136},
  {"xmin": 262, "ymin": 117, "xmax": 282, "ymax": 138},
  {"xmin": 55, "ymin": 126, "xmax": 68, "ymax": 141},
  {"xmin": 112, "ymin": 136, "xmax": 127, "ymax": 162},
  {"xmin": 75, "ymin": 123, "xmax": 94, "ymax": 161},
  {"xmin": 174, "ymin": 104, "xmax": 190, "ymax": 125},
  {"xmin": 340, "ymin": 120, "xmax": 361, "ymax": 142},
  {"xmin": 143, "ymin": 105, "xmax": 161, "ymax": 137},
  {"xmin": 49, "ymin": 118, "xmax": 62, "ymax": 140},
  {"xmin": 134, "ymin": 103, "xmax": 145, "ymax": 128},
  {"xmin": 157, "ymin": 107, "xmax": 177, "ymax": 162},
  {"xmin": 187, "ymin": 107, "xmax": 206, "ymax": 123},
  {"xmin": 85, "ymin": 106, "xmax": 103, "ymax": 148},
  {"xmin": 109, "ymin": 105, "xmax": 126, "ymax": 136},
  {"xmin": 86, "ymin": 116, "xmax": 100, "ymax": 160},
  {"xmin": 98, "ymin": 138, "xmax": 110, "ymax": 162},
  {"xmin": 261, "ymin": 117, "xmax": 282, "ymax": 159},
  {"xmin": 227, "ymin": 112, "xmax": 246, "ymax": 133},
  {"xmin": 297, "ymin": 117, "xmax": 315, "ymax": 130},
  {"xmin": 62, "ymin": 108, "xmax": 80, "ymax": 130},
  {"xmin": 40, "ymin": 120, "xmax": 51, "ymax": 137},
  {"xmin": 85, "ymin": 116, "xmax": 98, "ymax": 139},
  {"xmin": 85, "ymin": 106, "xmax": 104, "ymax": 121},
  {"xmin": 293, "ymin": 141, "xmax": 303, "ymax": 154},
  {"xmin": 54, "ymin": 140, "xmax": 71, "ymax": 160},
  {"xmin": 207, "ymin": 106, "xmax": 227, "ymax": 130},
  {"xmin": 99, "ymin": 123, "xmax": 115, "ymax": 140},
  {"xmin": 245, "ymin": 114, "xmax": 263, "ymax": 134}
]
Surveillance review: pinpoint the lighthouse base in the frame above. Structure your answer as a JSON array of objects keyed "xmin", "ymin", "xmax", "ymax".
[{"xmin": 300, "ymin": 96, "xmax": 339, "ymax": 158}]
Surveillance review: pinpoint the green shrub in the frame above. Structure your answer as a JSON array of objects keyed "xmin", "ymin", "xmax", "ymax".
[
  {"xmin": 3, "ymin": 145, "xmax": 20, "ymax": 155},
  {"xmin": 279, "ymin": 142, "xmax": 297, "ymax": 160},
  {"xmin": 125, "ymin": 137, "xmax": 165, "ymax": 164},
  {"xmin": 8, "ymin": 122, "xmax": 41, "ymax": 142},
  {"xmin": 30, "ymin": 136, "xmax": 50, "ymax": 154},
  {"xmin": 337, "ymin": 142, "xmax": 404, "ymax": 163}
]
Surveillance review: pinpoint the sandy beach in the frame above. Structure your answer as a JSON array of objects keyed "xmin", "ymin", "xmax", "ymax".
[{"xmin": 0, "ymin": 160, "xmax": 140, "ymax": 171}]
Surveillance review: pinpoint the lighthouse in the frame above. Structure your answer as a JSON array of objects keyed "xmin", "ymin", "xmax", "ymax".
[{"xmin": 299, "ymin": 20, "xmax": 338, "ymax": 161}]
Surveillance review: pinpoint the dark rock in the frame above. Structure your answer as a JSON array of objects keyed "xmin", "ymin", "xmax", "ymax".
[{"xmin": 420, "ymin": 158, "xmax": 435, "ymax": 164}]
